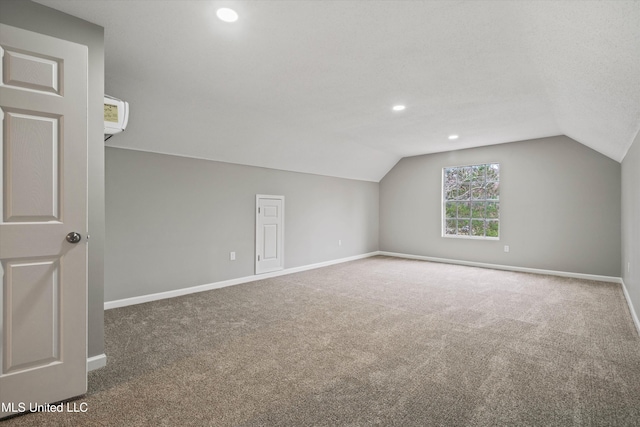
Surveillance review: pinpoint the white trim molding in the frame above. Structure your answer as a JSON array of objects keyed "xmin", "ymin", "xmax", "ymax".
[
  {"xmin": 87, "ymin": 354, "xmax": 107, "ymax": 371},
  {"xmin": 621, "ymin": 279, "xmax": 640, "ymax": 337},
  {"xmin": 378, "ymin": 251, "xmax": 622, "ymax": 283},
  {"xmin": 105, "ymin": 252, "xmax": 380, "ymax": 310}
]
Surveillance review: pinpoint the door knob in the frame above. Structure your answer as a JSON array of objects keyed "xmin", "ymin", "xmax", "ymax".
[{"xmin": 66, "ymin": 232, "xmax": 82, "ymax": 244}]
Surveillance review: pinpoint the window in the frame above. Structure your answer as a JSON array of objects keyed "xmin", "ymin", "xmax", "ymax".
[{"xmin": 443, "ymin": 163, "xmax": 500, "ymax": 239}]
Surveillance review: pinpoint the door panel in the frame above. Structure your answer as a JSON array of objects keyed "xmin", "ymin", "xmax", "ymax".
[
  {"xmin": 3, "ymin": 48, "xmax": 61, "ymax": 94},
  {"xmin": 4, "ymin": 110, "xmax": 60, "ymax": 222},
  {"xmin": 4, "ymin": 259, "xmax": 60, "ymax": 373},
  {"xmin": 263, "ymin": 224, "xmax": 277, "ymax": 260},
  {"xmin": 0, "ymin": 24, "xmax": 87, "ymax": 418},
  {"xmin": 256, "ymin": 195, "xmax": 284, "ymax": 274}
]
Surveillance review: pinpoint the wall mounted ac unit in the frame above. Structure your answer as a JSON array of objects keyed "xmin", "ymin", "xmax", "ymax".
[{"xmin": 104, "ymin": 95, "xmax": 129, "ymax": 137}]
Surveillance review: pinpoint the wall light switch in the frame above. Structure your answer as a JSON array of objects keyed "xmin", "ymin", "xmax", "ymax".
[
  {"xmin": 230, "ymin": 251, "xmax": 236, "ymax": 261},
  {"xmin": 339, "ymin": 240, "xmax": 342, "ymax": 246},
  {"xmin": 504, "ymin": 245, "xmax": 510, "ymax": 253}
]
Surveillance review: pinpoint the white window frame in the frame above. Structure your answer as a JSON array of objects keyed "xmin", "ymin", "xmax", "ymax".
[{"xmin": 442, "ymin": 162, "xmax": 500, "ymax": 240}]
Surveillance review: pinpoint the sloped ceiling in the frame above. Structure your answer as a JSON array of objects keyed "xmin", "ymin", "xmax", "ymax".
[{"xmin": 36, "ymin": 0, "xmax": 640, "ymax": 182}]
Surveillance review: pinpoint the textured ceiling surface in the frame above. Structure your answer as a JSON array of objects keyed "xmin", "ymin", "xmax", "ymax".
[{"xmin": 36, "ymin": 0, "xmax": 640, "ymax": 181}]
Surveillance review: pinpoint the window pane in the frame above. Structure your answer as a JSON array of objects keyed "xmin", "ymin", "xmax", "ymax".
[
  {"xmin": 445, "ymin": 202, "xmax": 457, "ymax": 219},
  {"xmin": 457, "ymin": 202, "xmax": 470, "ymax": 218},
  {"xmin": 444, "ymin": 168, "xmax": 457, "ymax": 183},
  {"xmin": 458, "ymin": 220, "xmax": 470, "ymax": 235},
  {"xmin": 444, "ymin": 169, "xmax": 457, "ymax": 197},
  {"xmin": 487, "ymin": 220, "xmax": 499, "ymax": 237},
  {"xmin": 460, "ymin": 167, "xmax": 473, "ymax": 182},
  {"xmin": 486, "ymin": 202, "xmax": 499, "ymax": 218},
  {"xmin": 471, "ymin": 220, "xmax": 485, "ymax": 236},
  {"xmin": 471, "ymin": 185, "xmax": 486, "ymax": 200},
  {"xmin": 487, "ymin": 163, "xmax": 499, "ymax": 181},
  {"xmin": 445, "ymin": 188, "xmax": 456, "ymax": 200},
  {"xmin": 486, "ymin": 182, "xmax": 499, "ymax": 200},
  {"xmin": 457, "ymin": 184, "xmax": 470, "ymax": 200},
  {"xmin": 472, "ymin": 165, "xmax": 486, "ymax": 182},
  {"xmin": 445, "ymin": 220, "xmax": 457, "ymax": 235},
  {"xmin": 471, "ymin": 202, "xmax": 485, "ymax": 218}
]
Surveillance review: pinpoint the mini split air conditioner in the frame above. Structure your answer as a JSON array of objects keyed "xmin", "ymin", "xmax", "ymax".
[{"xmin": 104, "ymin": 95, "xmax": 129, "ymax": 138}]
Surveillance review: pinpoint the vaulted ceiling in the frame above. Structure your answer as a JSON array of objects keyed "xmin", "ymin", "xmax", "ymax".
[{"xmin": 37, "ymin": 0, "xmax": 640, "ymax": 181}]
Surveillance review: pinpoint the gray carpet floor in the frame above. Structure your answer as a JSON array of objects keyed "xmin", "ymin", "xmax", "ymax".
[{"xmin": 6, "ymin": 256, "xmax": 640, "ymax": 426}]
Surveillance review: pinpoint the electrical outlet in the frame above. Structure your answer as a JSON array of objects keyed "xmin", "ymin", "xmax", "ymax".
[
  {"xmin": 230, "ymin": 251, "xmax": 236, "ymax": 261},
  {"xmin": 504, "ymin": 245, "xmax": 509, "ymax": 253}
]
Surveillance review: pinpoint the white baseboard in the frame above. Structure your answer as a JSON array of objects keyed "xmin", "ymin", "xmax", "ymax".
[
  {"xmin": 378, "ymin": 251, "xmax": 622, "ymax": 283},
  {"xmin": 621, "ymin": 279, "xmax": 640, "ymax": 337},
  {"xmin": 87, "ymin": 354, "xmax": 107, "ymax": 371},
  {"xmin": 105, "ymin": 250, "xmax": 626, "ymax": 311},
  {"xmin": 104, "ymin": 252, "xmax": 380, "ymax": 310}
]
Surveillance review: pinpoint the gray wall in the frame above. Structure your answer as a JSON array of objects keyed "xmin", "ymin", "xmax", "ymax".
[
  {"xmin": 0, "ymin": 0, "xmax": 105, "ymax": 358},
  {"xmin": 622, "ymin": 131, "xmax": 640, "ymax": 324},
  {"xmin": 380, "ymin": 135, "xmax": 621, "ymax": 277},
  {"xmin": 105, "ymin": 147, "xmax": 379, "ymax": 302}
]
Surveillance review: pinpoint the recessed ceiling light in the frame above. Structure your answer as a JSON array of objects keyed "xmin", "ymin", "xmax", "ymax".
[
  {"xmin": 392, "ymin": 105, "xmax": 406, "ymax": 111},
  {"xmin": 448, "ymin": 134, "xmax": 459, "ymax": 140},
  {"xmin": 216, "ymin": 8, "xmax": 239, "ymax": 22}
]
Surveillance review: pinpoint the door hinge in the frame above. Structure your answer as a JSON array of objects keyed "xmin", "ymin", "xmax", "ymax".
[
  {"xmin": 258, "ymin": 207, "xmax": 261, "ymax": 214},
  {"xmin": 258, "ymin": 255, "xmax": 260, "ymax": 261}
]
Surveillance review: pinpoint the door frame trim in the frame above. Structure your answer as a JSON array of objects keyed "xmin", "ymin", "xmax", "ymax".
[{"xmin": 255, "ymin": 194, "xmax": 285, "ymax": 275}]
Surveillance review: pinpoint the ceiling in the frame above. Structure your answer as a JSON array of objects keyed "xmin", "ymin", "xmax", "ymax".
[{"xmin": 36, "ymin": 0, "xmax": 640, "ymax": 182}]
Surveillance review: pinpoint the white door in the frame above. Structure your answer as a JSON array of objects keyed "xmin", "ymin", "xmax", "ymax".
[
  {"xmin": 0, "ymin": 24, "xmax": 88, "ymax": 418},
  {"xmin": 256, "ymin": 195, "xmax": 284, "ymax": 274}
]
